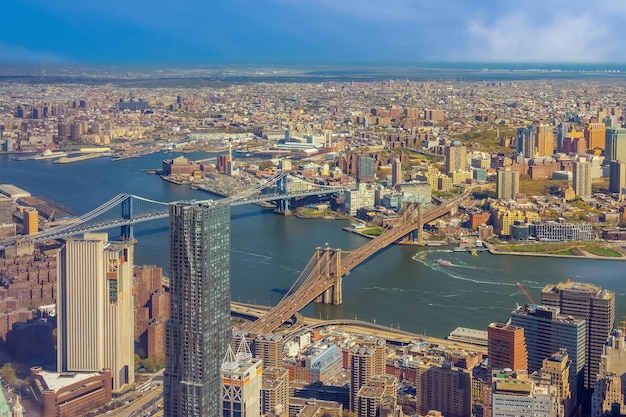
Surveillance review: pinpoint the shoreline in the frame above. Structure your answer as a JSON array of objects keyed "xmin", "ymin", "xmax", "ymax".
[{"xmin": 483, "ymin": 241, "xmax": 626, "ymax": 261}]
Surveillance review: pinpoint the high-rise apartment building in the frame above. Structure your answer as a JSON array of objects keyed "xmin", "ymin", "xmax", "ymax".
[
  {"xmin": 417, "ymin": 360, "xmax": 472, "ymax": 417},
  {"xmin": 57, "ymin": 233, "xmax": 134, "ymax": 393},
  {"xmin": 609, "ymin": 160, "xmax": 626, "ymax": 193},
  {"xmin": 537, "ymin": 124, "xmax": 554, "ymax": 157},
  {"xmin": 496, "ymin": 167, "xmax": 519, "ymax": 200},
  {"xmin": 585, "ymin": 123, "xmax": 607, "ymax": 150},
  {"xmin": 350, "ymin": 346, "xmax": 377, "ymax": 412},
  {"xmin": 254, "ymin": 333, "xmax": 283, "ymax": 369},
  {"xmin": 391, "ymin": 158, "xmax": 403, "ymax": 186},
  {"xmin": 133, "ymin": 265, "xmax": 169, "ymax": 361},
  {"xmin": 261, "ymin": 367, "xmax": 289, "ymax": 416},
  {"xmin": 516, "ymin": 126, "xmax": 536, "ymax": 158},
  {"xmin": 356, "ymin": 374, "xmax": 398, "ymax": 417},
  {"xmin": 510, "ymin": 305, "xmax": 586, "ymax": 404},
  {"xmin": 222, "ymin": 337, "xmax": 262, "ymax": 417},
  {"xmin": 605, "ymin": 128, "xmax": 626, "ymax": 163},
  {"xmin": 592, "ymin": 330, "xmax": 626, "ymax": 417},
  {"xmin": 445, "ymin": 142, "xmax": 467, "ymax": 173},
  {"xmin": 488, "ymin": 322, "xmax": 527, "ymax": 372},
  {"xmin": 0, "ymin": 196, "xmax": 13, "ymax": 225},
  {"xmin": 22, "ymin": 207, "xmax": 38, "ymax": 235},
  {"xmin": 557, "ymin": 122, "xmax": 569, "ymax": 153},
  {"xmin": 573, "ymin": 160, "xmax": 592, "ymax": 198},
  {"xmin": 164, "ymin": 201, "xmax": 231, "ymax": 417},
  {"xmin": 542, "ymin": 281, "xmax": 615, "ymax": 391},
  {"xmin": 357, "ymin": 155, "xmax": 376, "ymax": 182}
]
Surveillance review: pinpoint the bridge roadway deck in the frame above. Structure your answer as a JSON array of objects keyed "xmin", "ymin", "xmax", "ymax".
[
  {"xmin": 244, "ymin": 192, "xmax": 470, "ymax": 335},
  {"xmin": 231, "ymin": 302, "xmax": 486, "ymax": 354},
  {"xmin": 0, "ymin": 183, "xmax": 351, "ymax": 250}
]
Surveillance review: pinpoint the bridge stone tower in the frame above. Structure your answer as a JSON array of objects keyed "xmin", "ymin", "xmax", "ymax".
[{"xmin": 313, "ymin": 247, "xmax": 343, "ymax": 305}]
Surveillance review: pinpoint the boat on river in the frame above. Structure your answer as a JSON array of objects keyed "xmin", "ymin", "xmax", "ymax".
[{"xmin": 435, "ymin": 259, "xmax": 452, "ymax": 266}]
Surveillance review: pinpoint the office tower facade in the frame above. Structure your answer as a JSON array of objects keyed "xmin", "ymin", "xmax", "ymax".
[
  {"xmin": 609, "ymin": 160, "xmax": 626, "ymax": 193},
  {"xmin": 164, "ymin": 201, "xmax": 231, "ymax": 417},
  {"xmin": 391, "ymin": 158, "xmax": 403, "ymax": 186},
  {"xmin": 496, "ymin": 167, "xmax": 519, "ymax": 199},
  {"xmin": 57, "ymin": 233, "xmax": 134, "ymax": 393},
  {"xmin": 22, "ymin": 207, "xmax": 38, "ymax": 235},
  {"xmin": 445, "ymin": 142, "xmax": 467, "ymax": 173},
  {"xmin": 492, "ymin": 370, "xmax": 558, "ymax": 417},
  {"xmin": 605, "ymin": 128, "xmax": 626, "ymax": 163},
  {"xmin": 261, "ymin": 367, "xmax": 289, "ymax": 416},
  {"xmin": 488, "ymin": 322, "xmax": 528, "ymax": 372},
  {"xmin": 510, "ymin": 305, "xmax": 586, "ymax": 404},
  {"xmin": 357, "ymin": 155, "xmax": 376, "ymax": 182},
  {"xmin": 542, "ymin": 281, "xmax": 615, "ymax": 391},
  {"xmin": 537, "ymin": 124, "xmax": 554, "ymax": 157},
  {"xmin": 573, "ymin": 160, "xmax": 592, "ymax": 198},
  {"xmin": 585, "ymin": 123, "xmax": 607, "ymax": 150},
  {"xmin": 222, "ymin": 338, "xmax": 262, "ymax": 417}
]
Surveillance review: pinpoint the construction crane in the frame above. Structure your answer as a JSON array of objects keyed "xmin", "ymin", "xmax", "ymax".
[{"xmin": 515, "ymin": 280, "xmax": 537, "ymax": 305}]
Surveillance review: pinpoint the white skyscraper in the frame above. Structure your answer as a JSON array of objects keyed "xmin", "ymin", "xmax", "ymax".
[
  {"xmin": 573, "ymin": 159, "xmax": 592, "ymax": 198},
  {"xmin": 222, "ymin": 337, "xmax": 263, "ymax": 417},
  {"xmin": 57, "ymin": 232, "xmax": 134, "ymax": 393}
]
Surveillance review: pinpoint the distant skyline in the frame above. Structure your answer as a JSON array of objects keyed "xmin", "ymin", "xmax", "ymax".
[{"xmin": 3, "ymin": 0, "xmax": 626, "ymax": 65}]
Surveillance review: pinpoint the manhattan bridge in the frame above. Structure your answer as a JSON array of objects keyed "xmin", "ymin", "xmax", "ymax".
[{"xmin": 0, "ymin": 172, "xmax": 468, "ymax": 332}]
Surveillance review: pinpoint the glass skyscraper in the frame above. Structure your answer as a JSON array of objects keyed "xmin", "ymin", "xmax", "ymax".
[{"xmin": 164, "ymin": 201, "xmax": 231, "ymax": 417}]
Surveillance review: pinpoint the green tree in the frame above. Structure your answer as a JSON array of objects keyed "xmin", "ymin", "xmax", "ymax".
[
  {"xmin": 0, "ymin": 363, "xmax": 18, "ymax": 388},
  {"xmin": 134, "ymin": 354, "xmax": 142, "ymax": 371},
  {"xmin": 142, "ymin": 357, "xmax": 156, "ymax": 373},
  {"xmin": 153, "ymin": 353, "xmax": 166, "ymax": 370}
]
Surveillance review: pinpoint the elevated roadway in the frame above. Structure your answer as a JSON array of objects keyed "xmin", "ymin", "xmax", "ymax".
[{"xmin": 244, "ymin": 189, "xmax": 472, "ymax": 335}]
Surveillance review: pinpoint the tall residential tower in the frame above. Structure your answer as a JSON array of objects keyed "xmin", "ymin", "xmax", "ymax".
[{"xmin": 164, "ymin": 201, "xmax": 231, "ymax": 417}]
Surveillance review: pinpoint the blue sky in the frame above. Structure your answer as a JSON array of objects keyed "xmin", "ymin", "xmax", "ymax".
[{"xmin": 2, "ymin": 0, "xmax": 626, "ymax": 64}]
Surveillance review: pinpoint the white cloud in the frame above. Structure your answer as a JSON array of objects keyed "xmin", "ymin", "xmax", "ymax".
[{"xmin": 459, "ymin": 2, "xmax": 625, "ymax": 62}]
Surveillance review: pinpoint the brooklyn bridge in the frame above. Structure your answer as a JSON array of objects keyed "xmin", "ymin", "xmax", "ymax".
[{"xmin": 244, "ymin": 188, "xmax": 471, "ymax": 335}]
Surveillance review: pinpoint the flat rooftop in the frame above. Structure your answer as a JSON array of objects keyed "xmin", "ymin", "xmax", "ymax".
[
  {"xmin": 0, "ymin": 184, "xmax": 31, "ymax": 199},
  {"xmin": 448, "ymin": 327, "xmax": 488, "ymax": 346},
  {"xmin": 542, "ymin": 280, "xmax": 613, "ymax": 299},
  {"xmin": 36, "ymin": 370, "xmax": 103, "ymax": 393}
]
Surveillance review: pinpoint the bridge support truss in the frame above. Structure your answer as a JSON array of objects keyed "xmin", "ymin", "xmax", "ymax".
[
  {"xmin": 313, "ymin": 247, "xmax": 342, "ymax": 305},
  {"xmin": 274, "ymin": 175, "xmax": 292, "ymax": 215}
]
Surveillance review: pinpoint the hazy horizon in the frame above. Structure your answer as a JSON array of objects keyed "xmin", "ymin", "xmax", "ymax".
[{"xmin": 3, "ymin": 0, "xmax": 626, "ymax": 65}]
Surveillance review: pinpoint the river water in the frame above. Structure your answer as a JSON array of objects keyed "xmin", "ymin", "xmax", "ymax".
[{"xmin": 1, "ymin": 152, "xmax": 624, "ymax": 338}]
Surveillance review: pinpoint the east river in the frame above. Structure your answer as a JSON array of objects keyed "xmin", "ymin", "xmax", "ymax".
[{"xmin": 1, "ymin": 152, "xmax": 625, "ymax": 338}]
